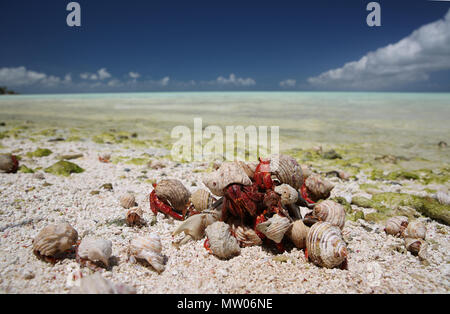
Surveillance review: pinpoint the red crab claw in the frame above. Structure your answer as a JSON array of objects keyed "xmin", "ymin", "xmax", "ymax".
[
  {"xmin": 254, "ymin": 213, "xmax": 267, "ymax": 240},
  {"xmin": 204, "ymin": 238, "xmax": 212, "ymax": 253},
  {"xmin": 304, "ymin": 247, "xmax": 308, "ymax": 260},
  {"xmin": 300, "ymin": 183, "xmax": 316, "ymax": 205},
  {"xmin": 223, "ymin": 184, "xmax": 262, "ymax": 220},
  {"xmin": 254, "ymin": 158, "xmax": 273, "ymax": 190},
  {"xmin": 149, "ymin": 187, "xmax": 184, "ymax": 221}
]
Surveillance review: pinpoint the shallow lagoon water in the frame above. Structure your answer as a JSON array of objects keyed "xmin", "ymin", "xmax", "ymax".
[{"xmin": 0, "ymin": 92, "xmax": 449, "ymax": 165}]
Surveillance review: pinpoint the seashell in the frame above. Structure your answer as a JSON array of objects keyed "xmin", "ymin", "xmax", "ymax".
[
  {"xmin": 304, "ymin": 174, "xmax": 334, "ymax": 201},
  {"xmin": 205, "ymin": 221, "xmax": 241, "ymax": 259},
  {"xmin": 129, "ymin": 234, "xmax": 165, "ymax": 273},
  {"xmin": 313, "ymin": 200, "xmax": 346, "ymax": 230},
  {"xmin": 270, "ymin": 154, "xmax": 304, "ymax": 190},
  {"xmin": 404, "ymin": 237, "xmax": 425, "ymax": 256},
  {"xmin": 33, "ymin": 222, "xmax": 78, "ymax": 259},
  {"xmin": 238, "ymin": 161, "xmax": 258, "ymax": 179},
  {"xmin": 172, "ymin": 212, "xmax": 218, "ymax": 242},
  {"xmin": 306, "ymin": 222, "xmax": 347, "ymax": 268},
  {"xmin": 148, "ymin": 159, "xmax": 166, "ymax": 169},
  {"xmin": 0, "ymin": 153, "xmax": 19, "ymax": 173},
  {"xmin": 436, "ymin": 191, "xmax": 450, "ymax": 206},
  {"xmin": 403, "ymin": 220, "xmax": 426, "ymax": 240},
  {"xmin": 154, "ymin": 179, "xmax": 191, "ymax": 213},
  {"xmin": 32, "ymin": 172, "xmax": 45, "ymax": 180},
  {"xmin": 77, "ymin": 237, "xmax": 112, "ymax": 267},
  {"xmin": 274, "ymin": 184, "xmax": 298, "ymax": 206},
  {"xmin": 203, "ymin": 161, "xmax": 252, "ymax": 196},
  {"xmin": 120, "ymin": 193, "xmax": 136, "ymax": 209},
  {"xmin": 384, "ymin": 216, "xmax": 409, "ymax": 236},
  {"xmin": 287, "ymin": 220, "xmax": 310, "ymax": 249},
  {"xmin": 230, "ymin": 221, "xmax": 262, "ymax": 247},
  {"xmin": 256, "ymin": 214, "xmax": 291, "ymax": 243},
  {"xmin": 190, "ymin": 189, "xmax": 215, "ymax": 212},
  {"xmin": 126, "ymin": 207, "xmax": 144, "ymax": 226},
  {"xmin": 70, "ymin": 273, "xmax": 136, "ymax": 294}
]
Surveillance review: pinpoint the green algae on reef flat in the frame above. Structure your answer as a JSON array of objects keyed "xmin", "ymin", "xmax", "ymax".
[
  {"xmin": 44, "ymin": 160, "xmax": 84, "ymax": 177},
  {"xmin": 26, "ymin": 148, "xmax": 52, "ymax": 158}
]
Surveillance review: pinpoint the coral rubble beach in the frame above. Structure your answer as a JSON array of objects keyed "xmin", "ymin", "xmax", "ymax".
[{"xmin": 0, "ymin": 92, "xmax": 449, "ymax": 294}]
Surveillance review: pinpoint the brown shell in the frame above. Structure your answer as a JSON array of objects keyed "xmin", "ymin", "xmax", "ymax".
[
  {"xmin": 404, "ymin": 238, "xmax": 424, "ymax": 256},
  {"xmin": 203, "ymin": 162, "xmax": 252, "ymax": 196},
  {"xmin": 126, "ymin": 207, "xmax": 144, "ymax": 226},
  {"xmin": 403, "ymin": 220, "xmax": 426, "ymax": 240},
  {"xmin": 190, "ymin": 189, "xmax": 215, "ymax": 212},
  {"xmin": 120, "ymin": 193, "xmax": 136, "ymax": 209},
  {"xmin": 313, "ymin": 200, "xmax": 346, "ymax": 230},
  {"xmin": 305, "ymin": 174, "xmax": 334, "ymax": 201},
  {"xmin": 231, "ymin": 221, "xmax": 262, "ymax": 247},
  {"xmin": 155, "ymin": 179, "xmax": 191, "ymax": 212},
  {"xmin": 0, "ymin": 153, "xmax": 19, "ymax": 173},
  {"xmin": 306, "ymin": 222, "xmax": 347, "ymax": 268},
  {"xmin": 287, "ymin": 220, "xmax": 310, "ymax": 249},
  {"xmin": 33, "ymin": 223, "xmax": 78, "ymax": 258},
  {"xmin": 270, "ymin": 154, "xmax": 304, "ymax": 190},
  {"xmin": 384, "ymin": 216, "xmax": 408, "ymax": 236}
]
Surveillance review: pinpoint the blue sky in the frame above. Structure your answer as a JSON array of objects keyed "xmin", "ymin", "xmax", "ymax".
[{"xmin": 0, "ymin": 0, "xmax": 449, "ymax": 93}]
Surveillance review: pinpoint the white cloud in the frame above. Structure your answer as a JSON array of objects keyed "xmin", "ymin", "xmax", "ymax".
[
  {"xmin": 129, "ymin": 72, "xmax": 140, "ymax": 79},
  {"xmin": 308, "ymin": 9, "xmax": 450, "ymax": 89},
  {"xmin": 0, "ymin": 66, "xmax": 74, "ymax": 87},
  {"xmin": 80, "ymin": 68, "xmax": 112, "ymax": 81},
  {"xmin": 159, "ymin": 76, "xmax": 170, "ymax": 86},
  {"xmin": 216, "ymin": 73, "xmax": 256, "ymax": 86},
  {"xmin": 279, "ymin": 79, "xmax": 296, "ymax": 88}
]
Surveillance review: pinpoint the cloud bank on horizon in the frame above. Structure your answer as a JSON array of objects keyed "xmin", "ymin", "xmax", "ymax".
[{"xmin": 308, "ymin": 9, "xmax": 450, "ymax": 90}]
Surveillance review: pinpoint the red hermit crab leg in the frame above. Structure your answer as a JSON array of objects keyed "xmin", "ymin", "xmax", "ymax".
[
  {"xmin": 300, "ymin": 183, "xmax": 316, "ymax": 205},
  {"xmin": 149, "ymin": 190, "xmax": 184, "ymax": 220},
  {"xmin": 254, "ymin": 158, "xmax": 273, "ymax": 190}
]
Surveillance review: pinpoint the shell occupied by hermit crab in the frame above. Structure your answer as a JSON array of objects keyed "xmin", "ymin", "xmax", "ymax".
[
  {"xmin": 312, "ymin": 200, "xmax": 346, "ymax": 230},
  {"xmin": 154, "ymin": 179, "xmax": 191, "ymax": 212},
  {"xmin": 126, "ymin": 207, "xmax": 144, "ymax": 227},
  {"xmin": 384, "ymin": 216, "xmax": 409, "ymax": 236},
  {"xmin": 190, "ymin": 189, "xmax": 216, "ymax": 212},
  {"xmin": 120, "ymin": 193, "xmax": 137, "ymax": 209},
  {"xmin": 128, "ymin": 234, "xmax": 165, "ymax": 273},
  {"xmin": 205, "ymin": 221, "xmax": 241, "ymax": 259},
  {"xmin": 32, "ymin": 222, "xmax": 78, "ymax": 262},
  {"xmin": 76, "ymin": 237, "xmax": 112, "ymax": 269}
]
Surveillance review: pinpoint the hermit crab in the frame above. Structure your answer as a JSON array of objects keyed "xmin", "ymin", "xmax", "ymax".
[{"xmin": 149, "ymin": 179, "xmax": 192, "ymax": 220}]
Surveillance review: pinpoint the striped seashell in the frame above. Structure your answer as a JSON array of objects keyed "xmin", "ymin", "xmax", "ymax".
[
  {"xmin": 205, "ymin": 222, "xmax": 241, "ymax": 259},
  {"xmin": 404, "ymin": 237, "xmax": 425, "ymax": 256},
  {"xmin": 77, "ymin": 237, "xmax": 112, "ymax": 267},
  {"xmin": 231, "ymin": 221, "xmax": 262, "ymax": 247},
  {"xmin": 270, "ymin": 154, "xmax": 304, "ymax": 190},
  {"xmin": 203, "ymin": 161, "xmax": 252, "ymax": 196},
  {"xmin": 0, "ymin": 153, "xmax": 19, "ymax": 173},
  {"xmin": 274, "ymin": 184, "xmax": 298, "ymax": 206},
  {"xmin": 190, "ymin": 189, "xmax": 215, "ymax": 212},
  {"xmin": 287, "ymin": 220, "xmax": 310, "ymax": 249},
  {"xmin": 33, "ymin": 222, "xmax": 78, "ymax": 259},
  {"xmin": 306, "ymin": 222, "xmax": 347, "ymax": 268},
  {"xmin": 403, "ymin": 220, "xmax": 426, "ymax": 240},
  {"xmin": 384, "ymin": 216, "xmax": 409, "ymax": 236},
  {"xmin": 129, "ymin": 234, "xmax": 165, "ymax": 273},
  {"xmin": 313, "ymin": 200, "xmax": 346, "ymax": 230},
  {"xmin": 70, "ymin": 273, "xmax": 136, "ymax": 294},
  {"xmin": 126, "ymin": 207, "xmax": 144, "ymax": 226},
  {"xmin": 304, "ymin": 174, "xmax": 334, "ymax": 201},
  {"xmin": 238, "ymin": 161, "xmax": 258, "ymax": 179},
  {"xmin": 256, "ymin": 214, "xmax": 291, "ymax": 244},
  {"xmin": 154, "ymin": 179, "xmax": 191, "ymax": 213},
  {"xmin": 120, "ymin": 193, "xmax": 136, "ymax": 209}
]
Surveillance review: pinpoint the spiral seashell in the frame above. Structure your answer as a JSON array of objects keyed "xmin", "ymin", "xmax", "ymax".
[
  {"xmin": 120, "ymin": 193, "xmax": 136, "ymax": 209},
  {"xmin": 0, "ymin": 153, "xmax": 19, "ymax": 173},
  {"xmin": 33, "ymin": 222, "xmax": 78, "ymax": 259},
  {"xmin": 270, "ymin": 154, "xmax": 304, "ymax": 190},
  {"xmin": 404, "ymin": 237, "xmax": 425, "ymax": 256},
  {"xmin": 403, "ymin": 220, "xmax": 426, "ymax": 240},
  {"xmin": 172, "ymin": 212, "xmax": 218, "ymax": 241},
  {"xmin": 148, "ymin": 159, "xmax": 166, "ymax": 169},
  {"xmin": 126, "ymin": 207, "xmax": 144, "ymax": 226},
  {"xmin": 205, "ymin": 221, "xmax": 241, "ymax": 259},
  {"xmin": 313, "ymin": 200, "xmax": 346, "ymax": 230},
  {"xmin": 306, "ymin": 222, "xmax": 347, "ymax": 268},
  {"xmin": 238, "ymin": 161, "xmax": 258, "ymax": 179},
  {"xmin": 154, "ymin": 179, "xmax": 191, "ymax": 213},
  {"xmin": 384, "ymin": 216, "xmax": 409, "ymax": 236},
  {"xmin": 203, "ymin": 161, "xmax": 252, "ymax": 196},
  {"xmin": 256, "ymin": 214, "xmax": 291, "ymax": 244},
  {"xmin": 70, "ymin": 273, "xmax": 136, "ymax": 294},
  {"xmin": 287, "ymin": 220, "xmax": 310, "ymax": 249},
  {"xmin": 77, "ymin": 237, "xmax": 112, "ymax": 267},
  {"xmin": 304, "ymin": 174, "xmax": 334, "ymax": 201},
  {"xmin": 129, "ymin": 234, "xmax": 165, "ymax": 273},
  {"xmin": 274, "ymin": 184, "xmax": 298, "ymax": 206},
  {"xmin": 190, "ymin": 189, "xmax": 215, "ymax": 212},
  {"xmin": 230, "ymin": 221, "xmax": 262, "ymax": 247}
]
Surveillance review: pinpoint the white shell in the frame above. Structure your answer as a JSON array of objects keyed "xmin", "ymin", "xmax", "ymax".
[
  {"xmin": 70, "ymin": 273, "xmax": 136, "ymax": 294},
  {"xmin": 33, "ymin": 223, "xmax": 78, "ymax": 257},
  {"xmin": 287, "ymin": 220, "xmax": 309, "ymax": 249},
  {"xmin": 306, "ymin": 222, "xmax": 347, "ymax": 268},
  {"xmin": 384, "ymin": 216, "xmax": 408, "ymax": 236},
  {"xmin": 129, "ymin": 234, "xmax": 165, "ymax": 273},
  {"xmin": 274, "ymin": 184, "xmax": 298, "ymax": 206},
  {"xmin": 305, "ymin": 174, "xmax": 334, "ymax": 201},
  {"xmin": 205, "ymin": 221, "xmax": 241, "ymax": 259},
  {"xmin": 313, "ymin": 200, "xmax": 346, "ymax": 230},
  {"xmin": 436, "ymin": 191, "xmax": 450, "ymax": 205},
  {"xmin": 403, "ymin": 220, "xmax": 426, "ymax": 240},
  {"xmin": 203, "ymin": 162, "xmax": 252, "ymax": 196},
  {"xmin": 256, "ymin": 214, "xmax": 291, "ymax": 243},
  {"xmin": 77, "ymin": 237, "xmax": 112, "ymax": 267},
  {"xmin": 231, "ymin": 221, "xmax": 262, "ymax": 247},
  {"xmin": 172, "ymin": 212, "xmax": 218, "ymax": 241},
  {"xmin": 238, "ymin": 161, "xmax": 258, "ymax": 179},
  {"xmin": 120, "ymin": 193, "xmax": 136, "ymax": 209}
]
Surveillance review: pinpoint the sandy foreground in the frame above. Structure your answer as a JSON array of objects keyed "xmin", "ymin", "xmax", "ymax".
[{"xmin": 0, "ymin": 137, "xmax": 449, "ymax": 294}]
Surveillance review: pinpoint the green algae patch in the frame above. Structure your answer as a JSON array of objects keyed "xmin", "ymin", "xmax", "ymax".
[
  {"xmin": 371, "ymin": 192, "xmax": 450, "ymax": 225},
  {"xmin": 19, "ymin": 165, "xmax": 34, "ymax": 173},
  {"xmin": 26, "ymin": 148, "xmax": 53, "ymax": 158},
  {"xmin": 348, "ymin": 210, "xmax": 365, "ymax": 222},
  {"xmin": 351, "ymin": 196, "xmax": 375, "ymax": 208},
  {"xmin": 67, "ymin": 135, "xmax": 82, "ymax": 142},
  {"xmin": 359, "ymin": 183, "xmax": 380, "ymax": 191},
  {"xmin": 125, "ymin": 157, "xmax": 150, "ymax": 166},
  {"xmin": 386, "ymin": 170, "xmax": 420, "ymax": 181},
  {"xmin": 45, "ymin": 160, "xmax": 84, "ymax": 177}
]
